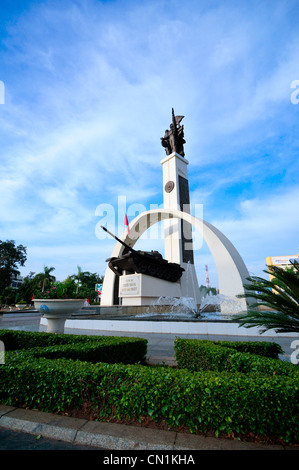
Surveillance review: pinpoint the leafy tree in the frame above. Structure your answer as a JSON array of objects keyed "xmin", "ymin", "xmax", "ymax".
[
  {"xmin": 77, "ymin": 271, "xmax": 103, "ymax": 303},
  {"xmin": 71, "ymin": 266, "xmax": 90, "ymax": 294},
  {"xmin": 35, "ymin": 266, "xmax": 56, "ymax": 292},
  {"xmin": 81, "ymin": 272, "xmax": 103, "ymax": 289},
  {"xmin": 0, "ymin": 286, "xmax": 18, "ymax": 305},
  {"xmin": 0, "ymin": 240, "xmax": 27, "ymax": 293},
  {"xmin": 15, "ymin": 273, "xmax": 40, "ymax": 304},
  {"xmin": 234, "ymin": 262, "xmax": 299, "ymax": 334},
  {"xmin": 68, "ymin": 269, "xmax": 103, "ymax": 302}
]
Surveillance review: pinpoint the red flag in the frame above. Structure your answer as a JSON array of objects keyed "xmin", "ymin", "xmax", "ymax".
[
  {"xmin": 32, "ymin": 293, "xmax": 35, "ymax": 300},
  {"xmin": 124, "ymin": 213, "xmax": 130, "ymax": 234}
]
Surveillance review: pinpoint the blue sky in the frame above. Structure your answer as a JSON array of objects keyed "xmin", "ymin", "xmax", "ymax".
[{"xmin": 0, "ymin": 0, "xmax": 298, "ymax": 288}]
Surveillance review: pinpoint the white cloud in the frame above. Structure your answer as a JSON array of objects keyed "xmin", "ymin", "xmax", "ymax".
[
  {"xmin": 24, "ymin": 242, "xmax": 108, "ymax": 280},
  {"xmin": 210, "ymin": 186, "xmax": 299, "ymax": 277},
  {"xmin": 0, "ymin": 0, "xmax": 298, "ymax": 283}
]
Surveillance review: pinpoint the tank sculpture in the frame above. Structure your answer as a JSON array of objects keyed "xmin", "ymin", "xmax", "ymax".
[{"xmin": 101, "ymin": 226, "xmax": 185, "ymax": 282}]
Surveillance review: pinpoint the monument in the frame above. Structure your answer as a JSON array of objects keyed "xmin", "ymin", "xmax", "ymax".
[
  {"xmin": 160, "ymin": 109, "xmax": 201, "ymax": 304},
  {"xmin": 100, "ymin": 109, "xmax": 250, "ymax": 313},
  {"xmin": 161, "ymin": 108, "xmax": 186, "ymax": 157}
]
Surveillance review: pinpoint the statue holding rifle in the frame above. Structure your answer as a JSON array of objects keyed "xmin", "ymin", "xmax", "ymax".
[{"xmin": 161, "ymin": 108, "xmax": 186, "ymax": 157}]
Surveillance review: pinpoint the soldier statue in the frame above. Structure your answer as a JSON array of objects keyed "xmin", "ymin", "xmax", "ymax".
[{"xmin": 161, "ymin": 108, "xmax": 186, "ymax": 157}]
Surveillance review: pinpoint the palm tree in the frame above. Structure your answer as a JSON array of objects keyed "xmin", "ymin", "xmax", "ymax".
[
  {"xmin": 71, "ymin": 266, "xmax": 89, "ymax": 294},
  {"xmin": 234, "ymin": 262, "xmax": 299, "ymax": 334},
  {"xmin": 36, "ymin": 266, "xmax": 56, "ymax": 292}
]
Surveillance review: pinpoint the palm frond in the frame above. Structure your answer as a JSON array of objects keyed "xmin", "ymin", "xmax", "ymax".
[{"xmin": 235, "ymin": 262, "xmax": 299, "ymax": 333}]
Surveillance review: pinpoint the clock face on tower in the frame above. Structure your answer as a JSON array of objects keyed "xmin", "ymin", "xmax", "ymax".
[{"xmin": 165, "ymin": 180, "xmax": 175, "ymax": 193}]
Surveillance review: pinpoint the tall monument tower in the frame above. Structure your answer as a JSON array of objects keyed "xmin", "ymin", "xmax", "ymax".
[
  {"xmin": 160, "ymin": 109, "xmax": 201, "ymax": 304},
  {"xmin": 101, "ymin": 109, "xmax": 250, "ymax": 309}
]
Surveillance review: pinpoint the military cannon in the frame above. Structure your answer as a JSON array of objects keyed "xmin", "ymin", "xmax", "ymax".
[{"xmin": 101, "ymin": 226, "xmax": 184, "ymax": 283}]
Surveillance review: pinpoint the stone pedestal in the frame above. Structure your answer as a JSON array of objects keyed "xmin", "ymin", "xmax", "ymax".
[
  {"xmin": 45, "ymin": 315, "xmax": 68, "ymax": 334},
  {"xmin": 119, "ymin": 273, "xmax": 181, "ymax": 306},
  {"xmin": 34, "ymin": 299, "xmax": 86, "ymax": 334}
]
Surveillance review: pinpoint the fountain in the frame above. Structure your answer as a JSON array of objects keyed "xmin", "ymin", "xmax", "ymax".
[
  {"xmin": 132, "ymin": 292, "xmax": 245, "ymax": 322},
  {"xmin": 134, "ymin": 262, "xmax": 201, "ymax": 320},
  {"xmin": 196, "ymin": 292, "xmax": 246, "ymax": 320},
  {"xmin": 135, "ymin": 296, "xmax": 198, "ymax": 320}
]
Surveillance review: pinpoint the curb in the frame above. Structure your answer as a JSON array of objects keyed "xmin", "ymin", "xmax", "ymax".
[{"xmin": 0, "ymin": 405, "xmax": 292, "ymax": 451}]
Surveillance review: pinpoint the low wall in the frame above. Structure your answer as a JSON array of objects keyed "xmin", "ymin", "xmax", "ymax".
[{"xmin": 39, "ymin": 316, "xmax": 297, "ymax": 337}]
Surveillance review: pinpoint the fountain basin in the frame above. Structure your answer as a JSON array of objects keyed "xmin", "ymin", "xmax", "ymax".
[
  {"xmin": 39, "ymin": 314, "xmax": 298, "ymax": 337},
  {"xmin": 34, "ymin": 299, "xmax": 86, "ymax": 333}
]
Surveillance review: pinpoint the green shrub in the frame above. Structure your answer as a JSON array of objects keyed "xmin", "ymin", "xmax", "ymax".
[
  {"xmin": 174, "ymin": 338, "xmax": 298, "ymax": 376},
  {"xmin": 174, "ymin": 339, "xmax": 235, "ymax": 372},
  {"xmin": 1, "ymin": 354, "xmax": 298, "ymax": 442},
  {"xmin": 214, "ymin": 340, "xmax": 283, "ymax": 359},
  {"xmin": 20, "ymin": 338, "xmax": 147, "ymax": 364},
  {"xmin": 0, "ymin": 329, "xmax": 147, "ymax": 364},
  {"xmin": 0, "ymin": 329, "xmax": 85, "ymax": 350},
  {"xmin": 227, "ymin": 351, "xmax": 298, "ymax": 376},
  {"xmin": 1, "ymin": 331, "xmax": 299, "ymax": 443}
]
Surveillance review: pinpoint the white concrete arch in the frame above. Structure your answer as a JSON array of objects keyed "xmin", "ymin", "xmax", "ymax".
[{"xmin": 100, "ymin": 208, "xmax": 250, "ymax": 307}]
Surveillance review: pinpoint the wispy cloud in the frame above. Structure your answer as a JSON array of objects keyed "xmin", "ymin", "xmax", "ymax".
[
  {"xmin": 210, "ymin": 187, "xmax": 299, "ymax": 276},
  {"xmin": 0, "ymin": 0, "xmax": 298, "ymax": 282}
]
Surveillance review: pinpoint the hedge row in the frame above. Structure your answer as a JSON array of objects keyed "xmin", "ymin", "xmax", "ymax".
[
  {"xmin": 16, "ymin": 339, "xmax": 148, "ymax": 364},
  {"xmin": 1, "ymin": 354, "xmax": 298, "ymax": 442},
  {"xmin": 0, "ymin": 329, "xmax": 112, "ymax": 350},
  {"xmin": 174, "ymin": 338, "xmax": 298, "ymax": 376},
  {"xmin": 0, "ymin": 329, "xmax": 148, "ymax": 365},
  {"xmin": 214, "ymin": 340, "xmax": 283, "ymax": 359},
  {"xmin": 1, "ymin": 331, "xmax": 298, "ymax": 442}
]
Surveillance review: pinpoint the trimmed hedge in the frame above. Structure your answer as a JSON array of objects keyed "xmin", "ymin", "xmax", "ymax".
[
  {"xmin": 0, "ymin": 329, "xmax": 147, "ymax": 365},
  {"xmin": 0, "ymin": 329, "xmax": 111, "ymax": 350},
  {"xmin": 1, "ymin": 354, "xmax": 299, "ymax": 442},
  {"xmin": 174, "ymin": 338, "xmax": 298, "ymax": 376},
  {"xmin": 1, "ymin": 331, "xmax": 299, "ymax": 443},
  {"xmin": 214, "ymin": 340, "xmax": 283, "ymax": 359},
  {"xmin": 19, "ymin": 338, "xmax": 147, "ymax": 364}
]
